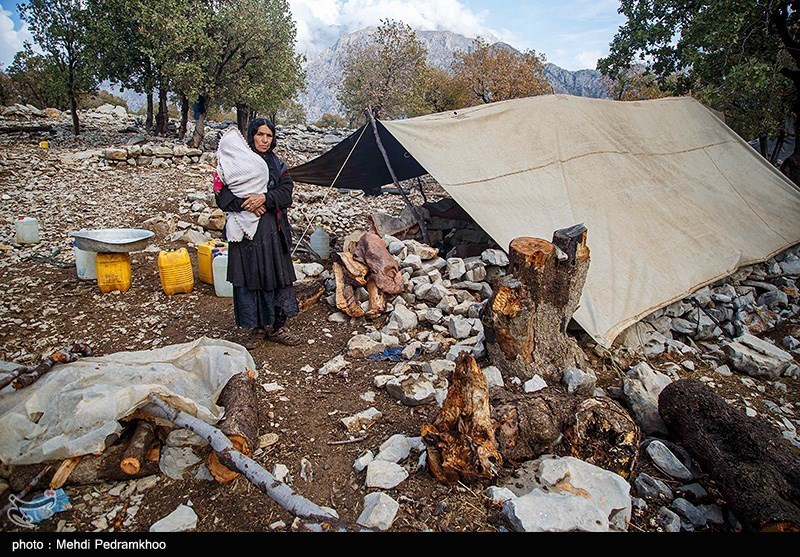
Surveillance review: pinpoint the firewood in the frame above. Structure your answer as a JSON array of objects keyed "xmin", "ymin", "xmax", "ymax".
[
  {"xmin": 1, "ymin": 342, "xmax": 93, "ymax": 391},
  {"xmin": 335, "ymin": 252, "xmax": 369, "ymax": 287},
  {"xmin": 206, "ymin": 371, "xmax": 259, "ymax": 483},
  {"xmin": 353, "ymin": 232, "xmax": 404, "ymax": 295},
  {"xmin": 296, "ymin": 282, "xmax": 325, "ymax": 313},
  {"xmin": 333, "ymin": 262, "xmax": 365, "ymax": 318},
  {"xmin": 365, "ymin": 278, "xmax": 386, "ymax": 318},
  {"xmin": 146, "ymin": 395, "xmax": 345, "ymax": 527},
  {"xmin": 422, "ymin": 353, "xmax": 503, "ymax": 483},
  {"xmin": 120, "ymin": 421, "xmax": 156, "ymax": 476},
  {"xmin": 49, "ymin": 457, "xmax": 82, "ymax": 490},
  {"xmin": 10, "ymin": 444, "xmax": 160, "ymax": 491},
  {"xmin": 0, "ymin": 124, "xmax": 53, "ymax": 134},
  {"xmin": 484, "ymin": 225, "xmax": 590, "ymax": 384},
  {"xmin": 659, "ymin": 379, "xmax": 800, "ymax": 531}
]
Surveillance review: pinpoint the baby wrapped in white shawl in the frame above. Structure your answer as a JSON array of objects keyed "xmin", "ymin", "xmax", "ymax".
[{"xmin": 215, "ymin": 128, "xmax": 270, "ymax": 241}]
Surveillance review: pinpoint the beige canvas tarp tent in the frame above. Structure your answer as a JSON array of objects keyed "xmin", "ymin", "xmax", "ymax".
[{"xmin": 291, "ymin": 95, "xmax": 800, "ymax": 347}]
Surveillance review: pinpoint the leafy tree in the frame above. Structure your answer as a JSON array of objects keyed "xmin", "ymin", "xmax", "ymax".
[
  {"xmin": 19, "ymin": 0, "xmax": 97, "ymax": 134},
  {"xmin": 0, "ymin": 71, "xmax": 17, "ymax": 106},
  {"xmin": 272, "ymin": 98, "xmax": 307, "ymax": 126},
  {"xmin": 313, "ymin": 112, "xmax": 348, "ymax": 129},
  {"xmin": 602, "ymin": 66, "xmax": 670, "ymax": 101},
  {"xmin": 451, "ymin": 38, "xmax": 553, "ymax": 105},
  {"xmin": 6, "ymin": 48, "xmax": 68, "ymax": 109},
  {"xmin": 598, "ymin": 0, "xmax": 800, "ymax": 184},
  {"xmin": 419, "ymin": 65, "xmax": 471, "ymax": 114},
  {"xmin": 338, "ymin": 19, "xmax": 429, "ymax": 124},
  {"xmin": 189, "ymin": 0, "xmax": 304, "ymax": 147}
]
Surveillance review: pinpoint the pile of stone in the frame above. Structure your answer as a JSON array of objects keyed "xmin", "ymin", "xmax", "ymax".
[
  {"xmin": 619, "ymin": 246, "xmax": 800, "ymax": 380},
  {"xmin": 99, "ymin": 143, "xmax": 208, "ymax": 168}
]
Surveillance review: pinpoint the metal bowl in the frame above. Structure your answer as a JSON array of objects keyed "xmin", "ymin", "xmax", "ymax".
[{"xmin": 70, "ymin": 228, "xmax": 155, "ymax": 253}]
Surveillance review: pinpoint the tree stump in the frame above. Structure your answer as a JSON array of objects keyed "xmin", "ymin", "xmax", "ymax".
[
  {"xmin": 484, "ymin": 224, "xmax": 590, "ymax": 383},
  {"xmin": 659, "ymin": 379, "xmax": 800, "ymax": 531},
  {"xmin": 421, "ymin": 353, "xmax": 503, "ymax": 483},
  {"xmin": 206, "ymin": 371, "xmax": 259, "ymax": 483}
]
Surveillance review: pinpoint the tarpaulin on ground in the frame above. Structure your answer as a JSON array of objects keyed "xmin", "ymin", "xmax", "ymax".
[
  {"xmin": 0, "ymin": 338, "xmax": 254, "ymax": 465},
  {"xmin": 289, "ymin": 95, "xmax": 800, "ymax": 346}
]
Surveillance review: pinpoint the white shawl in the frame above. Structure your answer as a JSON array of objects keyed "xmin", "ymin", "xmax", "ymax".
[{"xmin": 216, "ymin": 128, "xmax": 269, "ymax": 242}]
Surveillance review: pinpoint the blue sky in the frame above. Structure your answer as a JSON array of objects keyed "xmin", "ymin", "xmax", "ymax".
[{"xmin": 1, "ymin": 0, "xmax": 626, "ymax": 71}]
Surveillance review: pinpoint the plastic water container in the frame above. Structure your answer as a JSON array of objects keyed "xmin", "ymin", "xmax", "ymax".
[
  {"xmin": 15, "ymin": 216, "xmax": 40, "ymax": 244},
  {"xmin": 96, "ymin": 253, "xmax": 131, "ymax": 293},
  {"xmin": 310, "ymin": 225, "xmax": 330, "ymax": 260},
  {"xmin": 212, "ymin": 251, "xmax": 234, "ymax": 297},
  {"xmin": 158, "ymin": 248, "xmax": 194, "ymax": 295},
  {"xmin": 197, "ymin": 240, "xmax": 227, "ymax": 284},
  {"xmin": 73, "ymin": 240, "xmax": 97, "ymax": 280}
]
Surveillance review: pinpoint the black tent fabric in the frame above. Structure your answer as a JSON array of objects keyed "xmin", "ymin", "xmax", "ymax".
[{"xmin": 288, "ymin": 120, "xmax": 427, "ymax": 189}]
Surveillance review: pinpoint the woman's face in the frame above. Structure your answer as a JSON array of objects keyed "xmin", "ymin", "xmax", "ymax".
[{"xmin": 253, "ymin": 125, "xmax": 274, "ymax": 153}]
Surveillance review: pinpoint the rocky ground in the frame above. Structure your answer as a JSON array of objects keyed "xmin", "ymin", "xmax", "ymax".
[{"xmin": 0, "ymin": 104, "xmax": 799, "ymax": 536}]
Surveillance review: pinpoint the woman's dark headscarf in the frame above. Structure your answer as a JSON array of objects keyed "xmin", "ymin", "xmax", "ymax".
[{"xmin": 246, "ymin": 118, "xmax": 277, "ymax": 154}]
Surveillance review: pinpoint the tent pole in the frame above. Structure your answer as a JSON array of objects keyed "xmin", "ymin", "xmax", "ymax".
[{"xmin": 366, "ymin": 108, "xmax": 431, "ymax": 245}]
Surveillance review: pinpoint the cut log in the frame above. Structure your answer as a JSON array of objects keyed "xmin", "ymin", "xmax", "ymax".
[
  {"xmin": 659, "ymin": 379, "xmax": 800, "ymax": 532},
  {"xmin": 146, "ymin": 395, "xmax": 345, "ymax": 527},
  {"xmin": 10, "ymin": 444, "xmax": 160, "ymax": 491},
  {"xmin": 206, "ymin": 371, "xmax": 259, "ymax": 483},
  {"xmin": 484, "ymin": 225, "xmax": 590, "ymax": 383},
  {"xmin": 335, "ymin": 252, "xmax": 369, "ymax": 287},
  {"xmin": 0, "ymin": 124, "xmax": 53, "ymax": 134},
  {"xmin": 296, "ymin": 282, "xmax": 325, "ymax": 313},
  {"xmin": 365, "ymin": 278, "xmax": 386, "ymax": 318},
  {"xmin": 120, "ymin": 421, "xmax": 157, "ymax": 476},
  {"xmin": 353, "ymin": 232, "xmax": 404, "ymax": 295},
  {"xmin": 49, "ymin": 457, "xmax": 82, "ymax": 490},
  {"xmin": 421, "ymin": 353, "xmax": 503, "ymax": 483},
  {"xmin": 333, "ymin": 262, "xmax": 365, "ymax": 318}
]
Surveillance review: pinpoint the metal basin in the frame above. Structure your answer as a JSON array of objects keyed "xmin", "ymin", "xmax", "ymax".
[{"xmin": 70, "ymin": 228, "xmax": 154, "ymax": 253}]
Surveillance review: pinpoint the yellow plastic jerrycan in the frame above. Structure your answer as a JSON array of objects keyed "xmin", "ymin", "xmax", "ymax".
[
  {"xmin": 96, "ymin": 253, "xmax": 132, "ymax": 293},
  {"xmin": 197, "ymin": 240, "xmax": 227, "ymax": 285},
  {"xmin": 158, "ymin": 248, "xmax": 194, "ymax": 295}
]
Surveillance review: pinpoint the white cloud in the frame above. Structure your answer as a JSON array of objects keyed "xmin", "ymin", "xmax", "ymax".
[
  {"xmin": 288, "ymin": 0, "xmax": 494, "ymax": 59},
  {"xmin": 0, "ymin": 8, "xmax": 32, "ymax": 69},
  {"xmin": 574, "ymin": 50, "xmax": 602, "ymax": 71}
]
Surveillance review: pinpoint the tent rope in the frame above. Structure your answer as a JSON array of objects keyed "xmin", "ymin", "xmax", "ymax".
[{"xmin": 291, "ymin": 124, "xmax": 369, "ymax": 259}]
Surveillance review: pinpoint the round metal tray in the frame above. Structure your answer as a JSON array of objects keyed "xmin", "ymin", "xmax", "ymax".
[{"xmin": 70, "ymin": 228, "xmax": 154, "ymax": 253}]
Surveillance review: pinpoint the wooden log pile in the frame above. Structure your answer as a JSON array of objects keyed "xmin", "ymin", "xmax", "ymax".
[{"xmin": 333, "ymin": 231, "xmax": 404, "ymax": 318}]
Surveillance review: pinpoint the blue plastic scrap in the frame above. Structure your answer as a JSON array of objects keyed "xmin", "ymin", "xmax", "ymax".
[
  {"xmin": 367, "ymin": 346, "xmax": 422, "ymax": 362},
  {"xmin": 7, "ymin": 488, "xmax": 71, "ymax": 527}
]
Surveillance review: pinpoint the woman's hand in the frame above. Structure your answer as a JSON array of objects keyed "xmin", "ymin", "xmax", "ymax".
[{"xmin": 242, "ymin": 193, "xmax": 267, "ymax": 214}]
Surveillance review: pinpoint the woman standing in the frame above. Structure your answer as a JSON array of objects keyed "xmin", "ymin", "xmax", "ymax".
[{"xmin": 213, "ymin": 118, "xmax": 301, "ymax": 346}]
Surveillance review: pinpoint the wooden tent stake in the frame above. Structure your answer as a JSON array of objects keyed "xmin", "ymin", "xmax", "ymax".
[{"xmin": 366, "ymin": 108, "xmax": 431, "ymax": 245}]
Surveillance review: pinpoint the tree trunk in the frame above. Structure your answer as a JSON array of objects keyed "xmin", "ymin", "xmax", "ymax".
[
  {"xmin": 236, "ymin": 103, "xmax": 252, "ymax": 135},
  {"xmin": 155, "ymin": 84, "xmax": 169, "ymax": 137},
  {"xmin": 659, "ymin": 379, "xmax": 800, "ymax": 532},
  {"xmin": 769, "ymin": 129, "xmax": 786, "ymax": 165},
  {"xmin": 69, "ymin": 92, "xmax": 79, "ymax": 136},
  {"xmin": 483, "ymin": 225, "xmax": 591, "ymax": 384},
  {"xmin": 179, "ymin": 93, "xmax": 189, "ymax": 140},
  {"xmin": 206, "ymin": 371, "xmax": 259, "ymax": 483},
  {"xmin": 189, "ymin": 94, "xmax": 207, "ymax": 149},
  {"xmin": 758, "ymin": 135, "xmax": 768, "ymax": 158},
  {"xmin": 145, "ymin": 90, "xmax": 154, "ymax": 135}
]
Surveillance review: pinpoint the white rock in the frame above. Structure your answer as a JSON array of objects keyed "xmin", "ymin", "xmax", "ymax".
[
  {"xmin": 503, "ymin": 490, "xmax": 608, "ymax": 532},
  {"xmin": 341, "ymin": 407, "xmax": 383, "ymax": 432},
  {"xmin": 357, "ymin": 492, "xmax": 400, "ymax": 531},
  {"xmin": 376, "ymin": 434, "xmax": 413, "ymax": 463},
  {"xmin": 149, "ymin": 505, "xmax": 198, "ymax": 532},
  {"xmin": 485, "ymin": 486, "xmax": 516, "ymax": 505},
  {"xmin": 365, "ymin": 460, "xmax": 408, "ymax": 489},
  {"xmin": 389, "ymin": 305, "xmax": 419, "ymax": 331},
  {"xmin": 482, "ymin": 366, "xmax": 504, "ymax": 388},
  {"xmin": 423, "ymin": 359, "xmax": 456, "ymax": 376},
  {"xmin": 524, "ymin": 375, "xmax": 548, "ymax": 393},
  {"xmin": 354, "ymin": 451, "xmax": 374, "ymax": 473},
  {"xmin": 348, "ymin": 335, "xmax": 386, "ymax": 358},
  {"xmin": 447, "ymin": 258, "xmax": 467, "ymax": 280},
  {"xmin": 723, "ymin": 334, "xmax": 793, "ymax": 379},
  {"xmin": 319, "ymin": 354, "xmax": 350, "ymax": 375},
  {"xmin": 482, "ymin": 249, "xmax": 509, "ymax": 266},
  {"xmin": 385, "ymin": 374, "xmax": 436, "ymax": 406},
  {"xmin": 622, "ymin": 362, "xmax": 672, "ymax": 435},
  {"xmin": 273, "ymin": 463, "xmax": 290, "ymax": 483}
]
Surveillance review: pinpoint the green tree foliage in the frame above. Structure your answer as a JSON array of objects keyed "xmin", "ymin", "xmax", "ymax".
[
  {"xmin": 0, "ymin": 71, "xmax": 17, "ymax": 106},
  {"xmin": 313, "ymin": 112, "xmax": 348, "ymax": 129},
  {"xmin": 190, "ymin": 0, "xmax": 304, "ymax": 146},
  {"xmin": 598, "ymin": 0, "xmax": 800, "ymax": 184},
  {"xmin": 19, "ymin": 0, "xmax": 98, "ymax": 134},
  {"xmin": 338, "ymin": 19, "xmax": 429, "ymax": 123},
  {"xmin": 451, "ymin": 38, "xmax": 553, "ymax": 105},
  {"xmin": 6, "ymin": 49, "xmax": 68, "ymax": 109}
]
